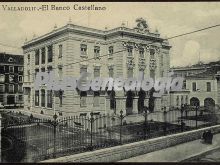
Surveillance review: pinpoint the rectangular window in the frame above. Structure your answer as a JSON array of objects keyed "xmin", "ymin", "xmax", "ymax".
[
  {"xmin": 192, "ymin": 82, "xmax": 196, "ymax": 92},
  {"xmin": 0, "ymin": 85, "xmax": 4, "ymax": 93},
  {"xmin": 0, "ymin": 74, "xmax": 5, "ymax": 83},
  {"xmin": 35, "ymin": 49, "xmax": 39, "ymax": 65},
  {"xmin": 207, "ymin": 82, "xmax": 211, "ymax": 92},
  {"xmin": 18, "ymin": 67, "xmax": 23, "ymax": 72},
  {"xmin": 94, "ymin": 68, "xmax": 100, "ymax": 78},
  {"xmin": 181, "ymin": 96, "xmax": 184, "ymax": 105},
  {"xmin": 41, "ymin": 90, "xmax": 45, "ymax": 107},
  {"xmin": 18, "ymin": 85, "xmax": 22, "ymax": 93},
  {"xmin": 0, "ymin": 66, "xmax": 4, "ymax": 72},
  {"xmin": 41, "ymin": 47, "xmax": 45, "ymax": 64},
  {"xmin": 183, "ymin": 80, "xmax": 186, "ymax": 89},
  {"xmin": 80, "ymin": 67, "xmax": 87, "ymax": 84},
  {"xmin": 93, "ymin": 92, "xmax": 100, "ymax": 107},
  {"xmin": 27, "ymin": 54, "xmax": 30, "ymax": 64},
  {"xmin": 94, "ymin": 46, "xmax": 100, "ymax": 58},
  {"xmin": 9, "ymin": 84, "xmax": 14, "ymax": 93},
  {"xmin": 9, "ymin": 66, "xmax": 14, "ymax": 73},
  {"xmin": 48, "ymin": 45, "xmax": 53, "ymax": 62},
  {"xmin": 139, "ymin": 48, "xmax": 144, "ymax": 59},
  {"xmin": 150, "ymin": 49, "xmax": 155, "ymax": 59},
  {"xmin": 0, "ymin": 95, "xmax": 3, "ymax": 102},
  {"xmin": 47, "ymin": 90, "xmax": 52, "ymax": 108},
  {"xmin": 80, "ymin": 91, "xmax": 87, "ymax": 107},
  {"xmin": 127, "ymin": 47, "xmax": 133, "ymax": 57},
  {"xmin": 58, "ymin": 45, "xmax": 63, "ymax": 58},
  {"xmin": 18, "ymin": 76, "xmax": 23, "ymax": 82},
  {"xmin": 18, "ymin": 95, "xmax": 23, "ymax": 101},
  {"xmin": 108, "ymin": 46, "xmax": 113, "ymax": 58},
  {"xmin": 80, "ymin": 44, "xmax": 87, "ymax": 56},
  {"xmin": 109, "ymin": 68, "xmax": 114, "ymax": 78},
  {"xmin": 176, "ymin": 96, "xmax": 179, "ymax": 106},
  {"xmin": 35, "ymin": 90, "xmax": 39, "ymax": 106}
]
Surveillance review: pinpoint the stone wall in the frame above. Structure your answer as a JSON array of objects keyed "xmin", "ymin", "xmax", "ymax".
[{"xmin": 42, "ymin": 124, "xmax": 220, "ymax": 162}]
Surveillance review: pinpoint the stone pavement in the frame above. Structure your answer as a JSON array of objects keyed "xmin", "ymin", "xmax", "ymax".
[{"xmin": 119, "ymin": 133, "xmax": 220, "ymax": 162}]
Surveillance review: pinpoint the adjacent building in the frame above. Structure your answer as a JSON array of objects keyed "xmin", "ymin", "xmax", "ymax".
[
  {"xmin": 22, "ymin": 18, "xmax": 172, "ymax": 117},
  {"xmin": 172, "ymin": 61, "xmax": 220, "ymax": 109},
  {"xmin": 0, "ymin": 53, "xmax": 24, "ymax": 108}
]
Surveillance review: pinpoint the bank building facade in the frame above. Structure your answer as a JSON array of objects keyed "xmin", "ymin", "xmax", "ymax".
[{"xmin": 22, "ymin": 18, "xmax": 172, "ymax": 117}]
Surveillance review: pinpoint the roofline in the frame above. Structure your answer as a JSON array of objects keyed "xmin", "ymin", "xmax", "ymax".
[
  {"xmin": 22, "ymin": 23, "xmax": 169, "ymax": 49},
  {"xmin": 0, "ymin": 52, "xmax": 24, "ymax": 56}
]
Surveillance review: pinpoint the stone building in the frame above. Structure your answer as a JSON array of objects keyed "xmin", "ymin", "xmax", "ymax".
[
  {"xmin": 172, "ymin": 62, "xmax": 220, "ymax": 109},
  {"xmin": 22, "ymin": 18, "xmax": 171, "ymax": 117},
  {"xmin": 0, "ymin": 53, "xmax": 24, "ymax": 108}
]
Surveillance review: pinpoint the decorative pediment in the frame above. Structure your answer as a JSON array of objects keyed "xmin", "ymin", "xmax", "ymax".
[
  {"xmin": 122, "ymin": 41, "xmax": 160, "ymax": 53},
  {"xmin": 134, "ymin": 18, "xmax": 149, "ymax": 34}
]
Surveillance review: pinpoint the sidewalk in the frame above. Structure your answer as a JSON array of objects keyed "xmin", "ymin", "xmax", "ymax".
[{"xmin": 119, "ymin": 133, "xmax": 220, "ymax": 162}]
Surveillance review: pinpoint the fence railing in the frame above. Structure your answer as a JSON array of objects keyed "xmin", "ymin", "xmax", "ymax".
[{"xmin": 1, "ymin": 105, "xmax": 220, "ymax": 162}]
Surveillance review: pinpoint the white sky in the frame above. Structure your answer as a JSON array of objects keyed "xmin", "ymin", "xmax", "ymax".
[{"xmin": 1, "ymin": 2, "xmax": 220, "ymax": 67}]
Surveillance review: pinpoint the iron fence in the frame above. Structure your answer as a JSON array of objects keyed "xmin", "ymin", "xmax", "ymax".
[{"xmin": 1, "ymin": 105, "xmax": 220, "ymax": 162}]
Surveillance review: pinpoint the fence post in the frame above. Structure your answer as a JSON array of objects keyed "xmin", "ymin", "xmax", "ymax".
[
  {"xmin": 90, "ymin": 112, "xmax": 94, "ymax": 150},
  {"xmin": 163, "ymin": 109, "xmax": 167, "ymax": 136},
  {"xmin": 53, "ymin": 113, "xmax": 58, "ymax": 158},
  {"xmin": 119, "ymin": 110, "xmax": 123, "ymax": 144},
  {"xmin": 195, "ymin": 105, "xmax": 198, "ymax": 128}
]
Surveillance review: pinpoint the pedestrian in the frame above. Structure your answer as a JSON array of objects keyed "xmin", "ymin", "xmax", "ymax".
[{"xmin": 206, "ymin": 130, "xmax": 213, "ymax": 144}]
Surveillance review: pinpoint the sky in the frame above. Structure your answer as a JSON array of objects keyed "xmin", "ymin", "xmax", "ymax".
[{"xmin": 0, "ymin": 2, "xmax": 220, "ymax": 67}]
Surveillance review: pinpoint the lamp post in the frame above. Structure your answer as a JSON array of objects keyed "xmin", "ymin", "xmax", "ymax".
[
  {"xmin": 119, "ymin": 109, "xmax": 126, "ymax": 144},
  {"xmin": 90, "ymin": 112, "xmax": 94, "ymax": 148}
]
